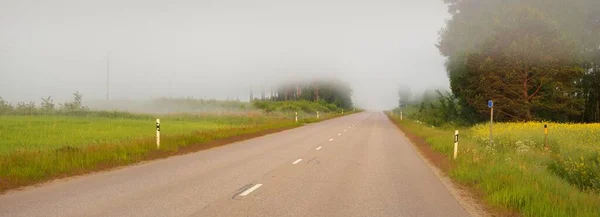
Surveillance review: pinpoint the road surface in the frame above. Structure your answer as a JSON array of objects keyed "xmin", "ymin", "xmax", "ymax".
[{"xmin": 0, "ymin": 112, "xmax": 469, "ymax": 217}]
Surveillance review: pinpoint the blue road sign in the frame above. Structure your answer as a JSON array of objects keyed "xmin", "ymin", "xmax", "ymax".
[{"xmin": 488, "ymin": 100, "xmax": 494, "ymax": 108}]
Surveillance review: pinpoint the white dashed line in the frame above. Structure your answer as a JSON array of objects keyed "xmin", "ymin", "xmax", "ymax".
[
  {"xmin": 316, "ymin": 146, "xmax": 322, "ymax": 150},
  {"xmin": 338, "ymin": 133, "xmax": 341, "ymax": 136},
  {"xmin": 329, "ymin": 138, "xmax": 334, "ymax": 141},
  {"xmin": 239, "ymin": 184, "xmax": 263, "ymax": 196},
  {"xmin": 292, "ymin": 159, "xmax": 303, "ymax": 164},
  {"xmin": 344, "ymin": 130, "xmax": 347, "ymax": 132}
]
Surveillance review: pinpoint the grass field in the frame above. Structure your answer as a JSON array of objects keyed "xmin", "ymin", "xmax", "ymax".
[
  {"xmin": 387, "ymin": 113, "xmax": 600, "ymax": 217},
  {"xmin": 0, "ymin": 115, "xmax": 266, "ymax": 153},
  {"xmin": 0, "ymin": 108, "xmax": 351, "ymax": 192}
]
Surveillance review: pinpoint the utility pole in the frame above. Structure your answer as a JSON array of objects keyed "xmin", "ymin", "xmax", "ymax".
[
  {"xmin": 106, "ymin": 51, "xmax": 111, "ymax": 101},
  {"xmin": 249, "ymin": 86, "xmax": 254, "ymax": 102}
]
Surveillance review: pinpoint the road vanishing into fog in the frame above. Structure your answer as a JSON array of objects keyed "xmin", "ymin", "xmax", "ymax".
[{"xmin": 0, "ymin": 112, "xmax": 469, "ymax": 217}]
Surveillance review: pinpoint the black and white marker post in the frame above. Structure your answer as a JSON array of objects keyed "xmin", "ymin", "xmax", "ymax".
[
  {"xmin": 156, "ymin": 119, "xmax": 160, "ymax": 149},
  {"xmin": 454, "ymin": 130, "xmax": 459, "ymax": 159}
]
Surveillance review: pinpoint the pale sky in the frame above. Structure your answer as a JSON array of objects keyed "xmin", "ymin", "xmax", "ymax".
[{"xmin": 0, "ymin": 0, "xmax": 450, "ymax": 110}]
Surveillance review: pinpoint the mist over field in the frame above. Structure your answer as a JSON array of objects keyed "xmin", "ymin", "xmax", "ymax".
[{"xmin": 0, "ymin": 0, "xmax": 450, "ymax": 110}]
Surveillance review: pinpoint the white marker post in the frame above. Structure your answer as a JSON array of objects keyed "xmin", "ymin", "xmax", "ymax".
[
  {"xmin": 317, "ymin": 111, "xmax": 319, "ymax": 119},
  {"xmin": 295, "ymin": 112, "xmax": 298, "ymax": 123},
  {"xmin": 342, "ymin": 109, "xmax": 344, "ymax": 114},
  {"xmin": 453, "ymin": 130, "xmax": 459, "ymax": 159},
  {"xmin": 156, "ymin": 119, "xmax": 161, "ymax": 149},
  {"xmin": 400, "ymin": 112, "xmax": 403, "ymax": 120}
]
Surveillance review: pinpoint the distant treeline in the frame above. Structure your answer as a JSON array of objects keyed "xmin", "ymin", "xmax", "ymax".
[
  {"xmin": 0, "ymin": 92, "xmax": 88, "ymax": 115},
  {"xmin": 429, "ymin": 0, "xmax": 600, "ymax": 123},
  {"xmin": 0, "ymin": 93, "xmax": 253, "ymax": 116},
  {"xmin": 251, "ymin": 79, "xmax": 353, "ymax": 109}
]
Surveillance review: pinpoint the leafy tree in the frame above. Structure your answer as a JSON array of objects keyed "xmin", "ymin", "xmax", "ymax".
[
  {"xmin": 15, "ymin": 101, "xmax": 37, "ymax": 115},
  {"xmin": 0, "ymin": 97, "xmax": 14, "ymax": 115},
  {"xmin": 60, "ymin": 91, "xmax": 88, "ymax": 112},
  {"xmin": 40, "ymin": 96, "xmax": 55, "ymax": 113}
]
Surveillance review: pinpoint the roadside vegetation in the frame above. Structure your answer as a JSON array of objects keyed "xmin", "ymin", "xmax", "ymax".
[
  {"xmin": 388, "ymin": 114, "xmax": 600, "ymax": 217},
  {"xmin": 0, "ymin": 88, "xmax": 354, "ymax": 192},
  {"xmin": 388, "ymin": 1, "xmax": 600, "ymax": 216}
]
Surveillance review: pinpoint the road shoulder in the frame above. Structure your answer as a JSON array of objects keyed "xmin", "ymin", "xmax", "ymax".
[{"xmin": 386, "ymin": 115, "xmax": 491, "ymax": 217}]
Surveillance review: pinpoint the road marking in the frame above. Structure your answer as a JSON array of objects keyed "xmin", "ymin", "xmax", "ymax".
[
  {"xmin": 316, "ymin": 146, "xmax": 322, "ymax": 150},
  {"xmin": 292, "ymin": 159, "xmax": 303, "ymax": 164},
  {"xmin": 338, "ymin": 133, "xmax": 341, "ymax": 136},
  {"xmin": 239, "ymin": 184, "xmax": 263, "ymax": 196},
  {"xmin": 344, "ymin": 129, "xmax": 347, "ymax": 132},
  {"xmin": 329, "ymin": 138, "xmax": 334, "ymax": 141}
]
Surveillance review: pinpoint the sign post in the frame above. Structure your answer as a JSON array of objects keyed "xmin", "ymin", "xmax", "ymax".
[
  {"xmin": 454, "ymin": 130, "xmax": 459, "ymax": 159},
  {"xmin": 317, "ymin": 111, "xmax": 319, "ymax": 119},
  {"xmin": 156, "ymin": 119, "xmax": 160, "ymax": 149},
  {"xmin": 295, "ymin": 112, "xmax": 298, "ymax": 123},
  {"xmin": 400, "ymin": 111, "xmax": 403, "ymax": 120},
  {"xmin": 488, "ymin": 100, "xmax": 494, "ymax": 144}
]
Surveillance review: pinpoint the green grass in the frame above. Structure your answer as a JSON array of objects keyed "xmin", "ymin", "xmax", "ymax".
[
  {"xmin": 387, "ymin": 113, "xmax": 600, "ymax": 217},
  {"xmin": 0, "ymin": 115, "xmax": 253, "ymax": 153},
  {"xmin": 0, "ymin": 110, "xmax": 354, "ymax": 192}
]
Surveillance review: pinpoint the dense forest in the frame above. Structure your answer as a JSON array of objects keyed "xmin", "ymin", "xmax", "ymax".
[
  {"xmin": 251, "ymin": 79, "xmax": 354, "ymax": 109},
  {"xmin": 408, "ymin": 0, "xmax": 599, "ymax": 124}
]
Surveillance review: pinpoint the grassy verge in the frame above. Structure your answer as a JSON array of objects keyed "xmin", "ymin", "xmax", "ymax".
[
  {"xmin": 0, "ymin": 111, "xmax": 354, "ymax": 193},
  {"xmin": 386, "ymin": 113, "xmax": 600, "ymax": 217}
]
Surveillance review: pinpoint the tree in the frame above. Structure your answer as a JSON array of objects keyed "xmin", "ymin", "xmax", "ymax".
[
  {"xmin": 460, "ymin": 7, "xmax": 583, "ymax": 121},
  {"xmin": 41, "ymin": 96, "xmax": 55, "ymax": 113},
  {"xmin": 60, "ymin": 91, "xmax": 88, "ymax": 112},
  {"xmin": 274, "ymin": 79, "xmax": 353, "ymax": 109},
  {"xmin": 0, "ymin": 97, "xmax": 14, "ymax": 115},
  {"xmin": 438, "ymin": 0, "xmax": 598, "ymax": 122},
  {"xmin": 398, "ymin": 86, "xmax": 412, "ymax": 109}
]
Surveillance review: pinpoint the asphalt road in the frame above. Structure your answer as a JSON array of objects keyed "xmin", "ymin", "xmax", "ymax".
[{"xmin": 0, "ymin": 112, "xmax": 469, "ymax": 217}]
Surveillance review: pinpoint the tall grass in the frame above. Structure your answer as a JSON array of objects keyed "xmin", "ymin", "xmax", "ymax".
[
  {"xmin": 470, "ymin": 122, "xmax": 600, "ymax": 193},
  {"xmin": 388, "ymin": 114, "xmax": 600, "ymax": 217}
]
